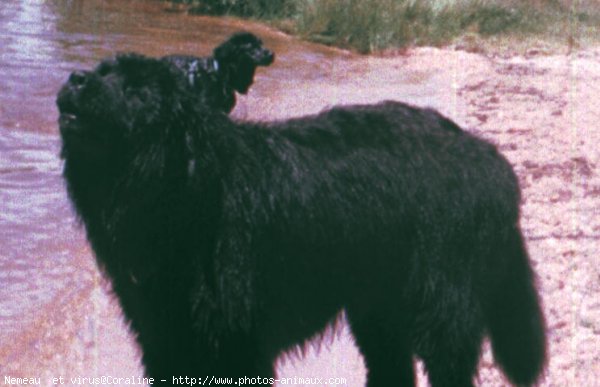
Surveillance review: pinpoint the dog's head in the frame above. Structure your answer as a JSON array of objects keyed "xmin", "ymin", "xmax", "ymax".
[
  {"xmin": 213, "ymin": 32, "xmax": 274, "ymax": 94},
  {"xmin": 57, "ymin": 53, "xmax": 215, "ymax": 222},
  {"xmin": 57, "ymin": 54, "xmax": 194, "ymax": 163}
]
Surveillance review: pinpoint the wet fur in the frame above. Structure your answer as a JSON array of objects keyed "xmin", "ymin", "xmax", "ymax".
[{"xmin": 57, "ymin": 54, "xmax": 546, "ymax": 386}]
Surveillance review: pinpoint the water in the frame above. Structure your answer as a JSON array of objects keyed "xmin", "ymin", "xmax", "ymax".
[{"xmin": 0, "ymin": 129, "xmax": 65, "ymax": 325}]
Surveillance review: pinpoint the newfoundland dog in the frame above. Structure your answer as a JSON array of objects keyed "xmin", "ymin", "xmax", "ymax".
[{"xmin": 57, "ymin": 53, "xmax": 546, "ymax": 386}]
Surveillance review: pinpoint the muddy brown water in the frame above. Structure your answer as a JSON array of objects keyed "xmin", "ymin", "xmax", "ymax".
[{"xmin": 0, "ymin": 0, "xmax": 454, "ymax": 382}]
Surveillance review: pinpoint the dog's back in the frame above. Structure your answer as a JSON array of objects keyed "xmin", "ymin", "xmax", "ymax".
[{"xmin": 224, "ymin": 100, "xmax": 545, "ymax": 386}]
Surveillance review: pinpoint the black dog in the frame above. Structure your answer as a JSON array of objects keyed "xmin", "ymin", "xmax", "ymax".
[
  {"xmin": 57, "ymin": 54, "xmax": 546, "ymax": 387},
  {"xmin": 164, "ymin": 32, "xmax": 274, "ymax": 113}
]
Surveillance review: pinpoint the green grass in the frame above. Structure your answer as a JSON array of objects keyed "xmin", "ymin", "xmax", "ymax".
[
  {"xmin": 172, "ymin": 0, "xmax": 600, "ymax": 53},
  {"xmin": 171, "ymin": 0, "xmax": 297, "ymax": 19}
]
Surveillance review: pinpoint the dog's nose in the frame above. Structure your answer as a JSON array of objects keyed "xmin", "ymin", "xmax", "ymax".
[
  {"xmin": 69, "ymin": 71, "xmax": 88, "ymax": 87},
  {"xmin": 259, "ymin": 51, "xmax": 275, "ymax": 66}
]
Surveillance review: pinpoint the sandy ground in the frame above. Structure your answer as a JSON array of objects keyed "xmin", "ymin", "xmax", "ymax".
[{"xmin": 3, "ymin": 45, "xmax": 599, "ymax": 386}]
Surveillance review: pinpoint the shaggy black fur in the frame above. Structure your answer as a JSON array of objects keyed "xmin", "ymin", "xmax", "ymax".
[
  {"xmin": 164, "ymin": 32, "xmax": 274, "ymax": 113},
  {"xmin": 57, "ymin": 54, "xmax": 546, "ymax": 387}
]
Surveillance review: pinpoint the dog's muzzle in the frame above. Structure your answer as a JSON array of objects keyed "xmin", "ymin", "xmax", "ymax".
[{"xmin": 57, "ymin": 70, "xmax": 90, "ymax": 130}]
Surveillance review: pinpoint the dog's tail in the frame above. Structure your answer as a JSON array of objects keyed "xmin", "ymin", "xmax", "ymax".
[{"xmin": 483, "ymin": 227, "xmax": 546, "ymax": 386}]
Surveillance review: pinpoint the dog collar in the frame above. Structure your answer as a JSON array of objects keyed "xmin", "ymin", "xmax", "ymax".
[{"xmin": 188, "ymin": 59, "xmax": 199, "ymax": 86}]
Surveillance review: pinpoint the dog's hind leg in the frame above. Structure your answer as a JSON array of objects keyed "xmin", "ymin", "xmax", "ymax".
[
  {"xmin": 417, "ymin": 321, "xmax": 482, "ymax": 387},
  {"xmin": 411, "ymin": 252, "xmax": 485, "ymax": 387},
  {"xmin": 346, "ymin": 305, "xmax": 416, "ymax": 387}
]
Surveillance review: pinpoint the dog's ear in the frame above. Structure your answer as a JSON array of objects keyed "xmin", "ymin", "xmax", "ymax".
[
  {"xmin": 116, "ymin": 53, "xmax": 159, "ymax": 81},
  {"xmin": 213, "ymin": 37, "xmax": 238, "ymax": 65},
  {"xmin": 228, "ymin": 65, "xmax": 255, "ymax": 93}
]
